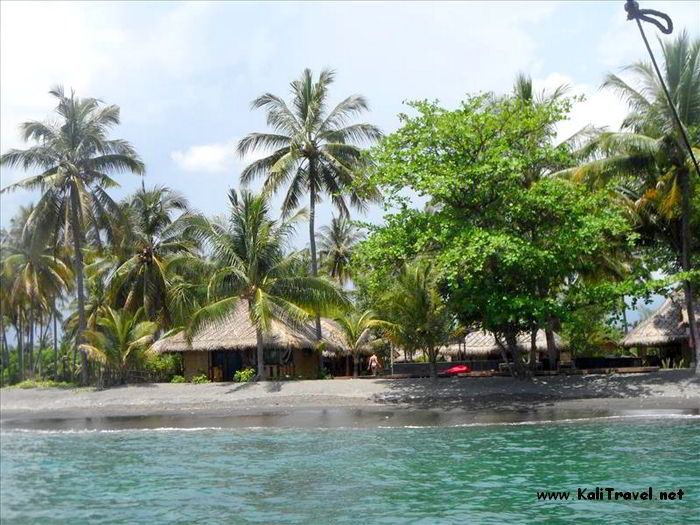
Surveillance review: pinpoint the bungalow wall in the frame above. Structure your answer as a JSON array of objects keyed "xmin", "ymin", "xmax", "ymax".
[
  {"xmin": 181, "ymin": 348, "xmax": 319, "ymax": 381},
  {"xmin": 292, "ymin": 348, "xmax": 319, "ymax": 379},
  {"xmin": 182, "ymin": 351, "xmax": 210, "ymax": 380}
]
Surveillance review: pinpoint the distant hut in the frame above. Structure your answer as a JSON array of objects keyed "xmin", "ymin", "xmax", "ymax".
[
  {"xmin": 151, "ymin": 301, "xmax": 346, "ymax": 381},
  {"xmin": 621, "ymin": 290, "xmax": 698, "ymax": 365},
  {"xmin": 443, "ymin": 329, "xmax": 568, "ymax": 362}
]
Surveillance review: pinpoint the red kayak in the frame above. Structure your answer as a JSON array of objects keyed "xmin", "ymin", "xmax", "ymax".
[{"xmin": 443, "ymin": 364, "xmax": 471, "ymax": 376}]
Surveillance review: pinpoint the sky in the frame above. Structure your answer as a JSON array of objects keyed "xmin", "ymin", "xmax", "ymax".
[{"xmin": 1, "ymin": 0, "xmax": 699, "ymax": 245}]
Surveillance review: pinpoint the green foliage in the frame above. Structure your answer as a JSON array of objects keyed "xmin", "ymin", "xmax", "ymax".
[
  {"xmin": 170, "ymin": 375, "xmax": 186, "ymax": 383},
  {"xmin": 233, "ymin": 368, "xmax": 256, "ymax": 383},
  {"xmin": 187, "ymin": 190, "xmax": 348, "ymax": 379},
  {"xmin": 356, "ymin": 93, "xmax": 634, "ymax": 370},
  {"xmin": 191, "ymin": 373, "xmax": 210, "ymax": 384},
  {"xmin": 11, "ymin": 379, "xmax": 78, "ymax": 389},
  {"xmin": 80, "ymin": 307, "xmax": 158, "ymax": 383},
  {"xmin": 144, "ymin": 352, "xmax": 181, "ymax": 380}
]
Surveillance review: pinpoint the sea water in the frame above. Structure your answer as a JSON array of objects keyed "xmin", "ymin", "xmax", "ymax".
[{"xmin": 1, "ymin": 417, "xmax": 699, "ymax": 524}]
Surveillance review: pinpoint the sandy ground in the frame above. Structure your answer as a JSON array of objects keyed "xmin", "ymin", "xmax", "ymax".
[{"xmin": 1, "ymin": 370, "xmax": 699, "ymax": 428}]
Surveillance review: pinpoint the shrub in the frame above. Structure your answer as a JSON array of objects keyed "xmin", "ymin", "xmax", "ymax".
[
  {"xmin": 12, "ymin": 380, "xmax": 78, "ymax": 389},
  {"xmin": 191, "ymin": 373, "xmax": 210, "ymax": 384},
  {"xmin": 234, "ymin": 368, "xmax": 256, "ymax": 383},
  {"xmin": 170, "ymin": 375, "xmax": 186, "ymax": 384}
]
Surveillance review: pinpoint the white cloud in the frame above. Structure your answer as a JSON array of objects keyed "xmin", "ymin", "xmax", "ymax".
[
  {"xmin": 531, "ymin": 73, "xmax": 628, "ymax": 141},
  {"xmin": 171, "ymin": 140, "xmax": 237, "ymax": 173},
  {"xmin": 170, "ymin": 139, "xmax": 266, "ymax": 176}
]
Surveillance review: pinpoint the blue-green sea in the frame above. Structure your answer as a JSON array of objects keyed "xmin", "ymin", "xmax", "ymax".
[{"xmin": 1, "ymin": 417, "xmax": 699, "ymax": 524}]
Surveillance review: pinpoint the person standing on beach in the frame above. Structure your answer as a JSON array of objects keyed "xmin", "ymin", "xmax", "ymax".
[{"xmin": 368, "ymin": 354, "xmax": 380, "ymax": 376}]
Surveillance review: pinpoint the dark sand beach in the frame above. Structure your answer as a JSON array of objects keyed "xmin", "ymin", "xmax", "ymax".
[{"xmin": 2, "ymin": 370, "xmax": 698, "ymax": 429}]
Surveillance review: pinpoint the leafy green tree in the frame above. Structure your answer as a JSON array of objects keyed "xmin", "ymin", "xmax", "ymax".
[
  {"xmin": 188, "ymin": 190, "xmax": 347, "ymax": 379},
  {"xmin": 357, "ymin": 94, "xmax": 633, "ymax": 376},
  {"xmin": 318, "ymin": 216, "xmax": 363, "ymax": 286},
  {"xmin": 334, "ymin": 309, "xmax": 390, "ymax": 377},
  {"xmin": 1, "ymin": 87, "xmax": 145, "ymax": 384},
  {"xmin": 237, "ymin": 68, "xmax": 381, "ymax": 339},
  {"xmin": 80, "ymin": 307, "xmax": 158, "ymax": 384},
  {"xmin": 562, "ymin": 32, "xmax": 700, "ymax": 369}
]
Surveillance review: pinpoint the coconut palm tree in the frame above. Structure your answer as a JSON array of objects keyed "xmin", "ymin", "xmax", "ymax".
[
  {"xmin": 106, "ymin": 186, "xmax": 201, "ymax": 326},
  {"xmin": 237, "ymin": 68, "xmax": 381, "ymax": 340},
  {"xmin": 334, "ymin": 309, "xmax": 390, "ymax": 377},
  {"xmin": 0, "ymin": 86, "xmax": 145, "ymax": 384},
  {"xmin": 2, "ymin": 206, "xmax": 73, "ymax": 379},
  {"xmin": 188, "ymin": 189, "xmax": 347, "ymax": 380},
  {"xmin": 561, "ymin": 33, "xmax": 700, "ymax": 369},
  {"xmin": 317, "ymin": 216, "xmax": 364, "ymax": 286},
  {"xmin": 381, "ymin": 261, "xmax": 452, "ymax": 380},
  {"xmin": 80, "ymin": 307, "xmax": 158, "ymax": 385}
]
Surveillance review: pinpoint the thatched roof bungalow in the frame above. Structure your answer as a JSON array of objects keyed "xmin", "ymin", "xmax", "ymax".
[
  {"xmin": 152, "ymin": 301, "xmax": 346, "ymax": 380},
  {"xmin": 443, "ymin": 329, "xmax": 568, "ymax": 360},
  {"xmin": 621, "ymin": 290, "xmax": 698, "ymax": 364}
]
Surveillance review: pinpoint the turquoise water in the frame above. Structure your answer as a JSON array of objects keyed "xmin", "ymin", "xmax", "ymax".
[{"xmin": 1, "ymin": 417, "xmax": 699, "ymax": 524}]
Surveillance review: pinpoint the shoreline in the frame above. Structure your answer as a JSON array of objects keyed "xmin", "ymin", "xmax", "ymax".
[{"xmin": 2, "ymin": 370, "xmax": 699, "ymax": 429}]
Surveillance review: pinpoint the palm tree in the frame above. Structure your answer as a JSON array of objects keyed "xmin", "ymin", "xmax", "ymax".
[
  {"xmin": 106, "ymin": 186, "xmax": 201, "ymax": 326},
  {"xmin": 317, "ymin": 216, "xmax": 364, "ymax": 286},
  {"xmin": 80, "ymin": 307, "xmax": 158, "ymax": 384},
  {"xmin": 188, "ymin": 190, "xmax": 347, "ymax": 380},
  {"xmin": 2, "ymin": 206, "xmax": 73, "ymax": 379},
  {"xmin": 1, "ymin": 86, "xmax": 145, "ymax": 384},
  {"xmin": 381, "ymin": 261, "xmax": 452, "ymax": 380},
  {"xmin": 237, "ymin": 68, "xmax": 381, "ymax": 340},
  {"xmin": 562, "ymin": 33, "xmax": 700, "ymax": 370},
  {"xmin": 334, "ymin": 309, "xmax": 390, "ymax": 378}
]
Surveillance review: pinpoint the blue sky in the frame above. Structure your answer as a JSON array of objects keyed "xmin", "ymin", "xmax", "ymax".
[{"xmin": 1, "ymin": 0, "xmax": 699, "ymax": 245}]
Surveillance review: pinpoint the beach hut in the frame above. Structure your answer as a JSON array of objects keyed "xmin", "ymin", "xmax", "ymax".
[
  {"xmin": 443, "ymin": 329, "xmax": 567, "ymax": 359},
  {"xmin": 442, "ymin": 329, "xmax": 569, "ymax": 370},
  {"xmin": 621, "ymin": 290, "xmax": 698, "ymax": 366},
  {"xmin": 151, "ymin": 301, "xmax": 346, "ymax": 381}
]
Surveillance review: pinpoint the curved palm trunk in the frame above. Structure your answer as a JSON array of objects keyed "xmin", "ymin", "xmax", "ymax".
[
  {"xmin": 679, "ymin": 167, "xmax": 700, "ymax": 373},
  {"xmin": 69, "ymin": 191, "xmax": 89, "ymax": 385},
  {"xmin": 255, "ymin": 327, "xmax": 266, "ymax": 381}
]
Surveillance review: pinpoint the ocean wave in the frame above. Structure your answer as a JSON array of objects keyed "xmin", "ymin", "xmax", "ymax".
[{"xmin": 1, "ymin": 412, "xmax": 699, "ymax": 434}]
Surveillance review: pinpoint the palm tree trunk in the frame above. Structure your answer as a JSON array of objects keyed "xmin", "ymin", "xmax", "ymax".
[
  {"xmin": 53, "ymin": 305, "xmax": 58, "ymax": 380},
  {"xmin": 17, "ymin": 310, "xmax": 24, "ymax": 382},
  {"xmin": 308, "ymin": 182, "xmax": 323, "ymax": 340},
  {"xmin": 0, "ymin": 321, "xmax": 8, "ymax": 386},
  {"xmin": 28, "ymin": 302, "xmax": 35, "ymax": 379},
  {"xmin": 353, "ymin": 352, "xmax": 359, "ymax": 378},
  {"xmin": 255, "ymin": 326, "xmax": 266, "ymax": 381},
  {"xmin": 679, "ymin": 167, "xmax": 700, "ymax": 373},
  {"xmin": 69, "ymin": 191, "xmax": 89, "ymax": 385},
  {"xmin": 346, "ymin": 353, "xmax": 350, "ymax": 376}
]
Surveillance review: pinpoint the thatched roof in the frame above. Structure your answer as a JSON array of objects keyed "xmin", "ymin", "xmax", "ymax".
[
  {"xmin": 151, "ymin": 301, "xmax": 346, "ymax": 353},
  {"xmin": 621, "ymin": 290, "xmax": 698, "ymax": 348},
  {"xmin": 442, "ymin": 329, "xmax": 568, "ymax": 357}
]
